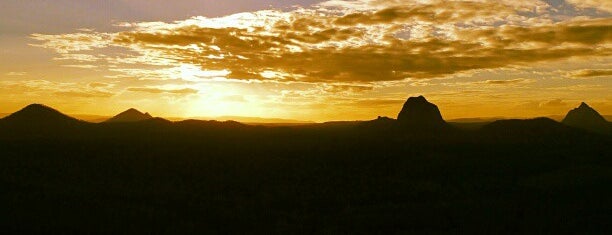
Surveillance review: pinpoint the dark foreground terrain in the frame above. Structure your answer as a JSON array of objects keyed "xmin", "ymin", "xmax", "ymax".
[{"xmin": 1, "ymin": 104, "xmax": 611, "ymax": 234}]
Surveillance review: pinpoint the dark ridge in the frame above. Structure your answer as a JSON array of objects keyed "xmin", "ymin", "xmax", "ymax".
[
  {"xmin": 359, "ymin": 116, "xmax": 396, "ymax": 129},
  {"xmin": 105, "ymin": 108, "xmax": 153, "ymax": 123},
  {"xmin": 483, "ymin": 117, "xmax": 566, "ymax": 131},
  {"xmin": 479, "ymin": 117, "xmax": 584, "ymax": 143},
  {"xmin": 175, "ymin": 119, "xmax": 247, "ymax": 128}
]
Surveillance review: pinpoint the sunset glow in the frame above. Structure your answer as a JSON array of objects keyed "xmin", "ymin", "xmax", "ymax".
[{"xmin": 1, "ymin": 0, "xmax": 610, "ymax": 121}]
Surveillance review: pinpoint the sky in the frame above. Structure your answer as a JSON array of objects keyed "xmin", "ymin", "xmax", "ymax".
[{"xmin": 0, "ymin": 0, "xmax": 610, "ymax": 122}]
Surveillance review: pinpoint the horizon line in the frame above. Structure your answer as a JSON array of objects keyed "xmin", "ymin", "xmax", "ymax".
[{"xmin": 1, "ymin": 104, "xmax": 611, "ymax": 124}]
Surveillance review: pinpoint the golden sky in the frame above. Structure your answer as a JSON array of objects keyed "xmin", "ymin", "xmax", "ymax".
[{"xmin": 1, "ymin": 0, "xmax": 611, "ymax": 122}]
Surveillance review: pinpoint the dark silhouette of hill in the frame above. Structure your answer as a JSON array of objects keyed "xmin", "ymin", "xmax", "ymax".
[
  {"xmin": 397, "ymin": 95, "xmax": 448, "ymax": 131},
  {"xmin": 1, "ymin": 102, "xmax": 612, "ymax": 234},
  {"xmin": 482, "ymin": 117, "xmax": 569, "ymax": 134},
  {"xmin": 100, "ymin": 117, "xmax": 172, "ymax": 128},
  {"xmin": 562, "ymin": 102, "xmax": 610, "ymax": 134},
  {"xmin": 0, "ymin": 104, "xmax": 90, "ymax": 138},
  {"xmin": 105, "ymin": 108, "xmax": 152, "ymax": 123},
  {"xmin": 1, "ymin": 104, "xmax": 80, "ymax": 124}
]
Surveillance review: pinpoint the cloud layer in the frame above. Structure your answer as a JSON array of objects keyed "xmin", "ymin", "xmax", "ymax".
[{"xmin": 30, "ymin": 0, "xmax": 612, "ymax": 85}]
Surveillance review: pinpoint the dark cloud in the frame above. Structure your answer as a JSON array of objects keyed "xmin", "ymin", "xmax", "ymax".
[
  {"xmin": 569, "ymin": 69, "xmax": 612, "ymax": 78},
  {"xmin": 464, "ymin": 18, "xmax": 612, "ymax": 46},
  {"xmin": 323, "ymin": 84, "xmax": 374, "ymax": 93},
  {"xmin": 334, "ymin": 2, "xmax": 513, "ymax": 25},
  {"xmin": 484, "ymin": 78, "xmax": 533, "ymax": 85}
]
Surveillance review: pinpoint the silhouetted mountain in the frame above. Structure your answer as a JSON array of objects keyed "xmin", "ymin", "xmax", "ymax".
[
  {"xmin": 95, "ymin": 117, "xmax": 174, "ymax": 138},
  {"xmin": 1, "ymin": 102, "xmax": 612, "ymax": 234},
  {"xmin": 0, "ymin": 104, "xmax": 88, "ymax": 138},
  {"xmin": 1, "ymin": 104, "xmax": 79, "ymax": 124},
  {"xmin": 397, "ymin": 96, "xmax": 447, "ymax": 130},
  {"xmin": 562, "ymin": 102, "xmax": 610, "ymax": 133},
  {"xmin": 105, "ymin": 108, "xmax": 152, "ymax": 123}
]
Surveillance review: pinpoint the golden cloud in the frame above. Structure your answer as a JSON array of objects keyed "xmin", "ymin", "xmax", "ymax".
[
  {"xmin": 540, "ymin": 99, "xmax": 568, "ymax": 108},
  {"xmin": 333, "ymin": 1, "xmax": 516, "ymax": 26},
  {"xmin": 61, "ymin": 64, "xmax": 98, "ymax": 69},
  {"xmin": 442, "ymin": 78, "xmax": 534, "ymax": 87},
  {"xmin": 566, "ymin": 0, "xmax": 612, "ymax": 12},
  {"xmin": 29, "ymin": 0, "xmax": 612, "ymax": 86},
  {"xmin": 5, "ymin": 72, "xmax": 27, "ymax": 76},
  {"xmin": 569, "ymin": 69, "xmax": 612, "ymax": 78},
  {"xmin": 30, "ymin": 32, "xmax": 111, "ymax": 53},
  {"xmin": 0, "ymin": 80, "xmax": 114, "ymax": 98},
  {"xmin": 484, "ymin": 78, "xmax": 534, "ymax": 85},
  {"xmin": 322, "ymin": 84, "xmax": 374, "ymax": 93},
  {"xmin": 54, "ymin": 90, "xmax": 114, "ymax": 98},
  {"xmin": 88, "ymin": 82, "xmax": 114, "ymax": 88},
  {"xmin": 127, "ymin": 87, "xmax": 199, "ymax": 94}
]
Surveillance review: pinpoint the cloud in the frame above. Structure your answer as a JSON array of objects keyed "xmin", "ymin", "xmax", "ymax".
[
  {"xmin": 333, "ymin": 1, "xmax": 517, "ymax": 26},
  {"xmin": 547, "ymin": 84, "xmax": 604, "ymax": 91},
  {"xmin": 569, "ymin": 69, "xmax": 612, "ymax": 78},
  {"xmin": 322, "ymin": 84, "xmax": 374, "ymax": 93},
  {"xmin": 127, "ymin": 87, "xmax": 199, "ymax": 94},
  {"xmin": 61, "ymin": 64, "xmax": 98, "ymax": 69},
  {"xmin": 5, "ymin": 72, "xmax": 27, "ymax": 76},
  {"xmin": 350, "ymin": 98, "xmax": 405, "ymax": 106},
  {"xmin": 28, "ymin": 0, "xmax": 612, "ymax": 86},
  {"xmin": 443, "ymin": 78, "xmax": 534, "ymax": 87},
  {"xmin": 53, "ymin": 53, "xmax": 100, "ymax": 62},
  {"xmin": 30, "ymin": 32, "xmax": 111, "ymax": 53},
  {"xmin": 566, "ymin": 0, "xmax": 612, "ymax": 12},
  {"xmin": 484, "ymin": 78, "xmax": 534, "ymax": 85},
  {"xmin": 54, "ymin": 90, "xmax": 113, "ymax": 98},
  {"xmin": 540, "ymin": 99, "xmax": 568, "ymax": 108},
  {"xmin": 88, "ymin": 82, "xmax": 114, "ymax": 88},
  {"xmin": 0, "ymin": 80, "xmax": 114, "ymax": 98}
]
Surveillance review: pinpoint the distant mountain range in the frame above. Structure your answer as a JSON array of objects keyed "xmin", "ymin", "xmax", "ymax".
[
  {"xmin": 0, "ymin": 98, "xmax": 610, "ymax": 135},
  {"xmin": 186, "ymin": 116, "xmax": 315, "ymax": 125},
  {"xmin": 0, "ymin": 112, "xmax": 315, "ymax": 124},
  {"xmin": 2, "ymin": 113, "xmax": 610, "ymax": 124}
]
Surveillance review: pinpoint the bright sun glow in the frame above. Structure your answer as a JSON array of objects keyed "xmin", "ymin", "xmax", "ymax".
[{"xmin": 179, "ymin": 64, "xmax": 231, "ymax": 82}]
